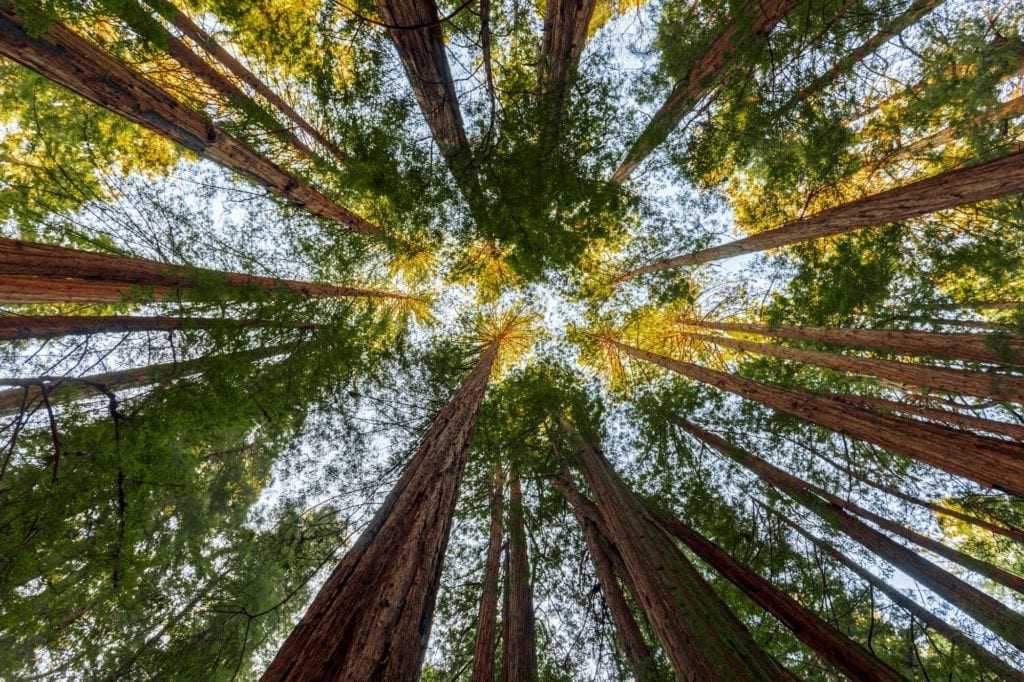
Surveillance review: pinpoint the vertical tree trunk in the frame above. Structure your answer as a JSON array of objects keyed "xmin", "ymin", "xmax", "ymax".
[
  {"xmin": 677, "ymin": 419, "xmax": 1024, "ymax": 652},
  {"xmin": 471, "ymin": 465, "xmax": 505, "ymax": 682},
  {"xmin": 606, "ymin": 338, "xmax": 1024, "ymax": 496},
  {"xmin": 649, "ymin": 507, "xmax": 906, "ymax": 681},
  {"xmin": 261, "ymin": 342, "xmax": 499, "ymax": 681},
  {"xmin": 501, "ymin": 468, "xmax": 538, "ymax": 682},
  {"xmin": 0, "ymin": 315, "xmax": 300, "ymax": 341},
  {"xmin": 558, "ymin": 415, "xmax": 793, "ymax": 681},
  {"xmin": 537, "ymin": 0, "xmax": 597, "ymax": 144},
  {"xmin": 551, "ymin": 475, "xmax": 659, "ymax": 681},
  {"xmin": 615, "ymin": 149, "xmax": 1024, "ymax": 278},
  {"xmin": 0, "ymin": 4, "xmax": 379, "ymax": 236},
  {"xmin": 611, "ymin": 0, "xmax": 798, "ymax": 183}
]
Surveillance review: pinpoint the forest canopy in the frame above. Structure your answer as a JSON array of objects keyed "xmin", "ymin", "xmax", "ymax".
[{"xmin": 1, "ymin": 0, "xmax": 1024, "ymax": 679}]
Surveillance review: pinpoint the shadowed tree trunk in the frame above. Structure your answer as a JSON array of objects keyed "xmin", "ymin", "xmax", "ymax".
[
  {"xmin": 682, "ymin": 329, "xmax": 1024, "ymax": 403},
  {"xmin": 605, "ymin": 337, "xmax": 1024, "ymax": 496},
  {"xmin": 680, "ymin": 318, "xmax": 1024, "ymax": 365},
  {"xmin": 677, "ymin": 419, "xmax": 1024, "ymax": 652},
  {"xmin": 615, "ymin": 149, "xmax": 1024, "ymax": 279},
  {"xmin": 846, "ymin": 394, "xmax": 1024, "ymax": 441},
  {"xmin": 0, "ymin": 315, "xmax": 306, "ymax": 341},
  {"xmin": 649, "ymin": 506, "xmax": 906, "ymax": 681},
  {"xmin": 261, "ymin": 341, "xmax": 499, "ymax": 681},
  {"xmin": 501, "ymin": 467, "xmax": 537, "ymax": 682},
  {"xmin": 777, "ymin": 514, "xmax": 1024, "ymax": 682},
  {"xmin": 611, "ymin": 0, "xmax": 798, "ymax": 184},
  {"xmin": 551, "ymin": 474, "xmax": 658, "ymax": 681},
  {"xmin": 471, "ymin": 465, "xmax": 505, "ymax": 682},
  {"xmin": 537, "ymin": 0, "xmax": 597, "ymax": 145},
  {"xmin": 141, "ymin": 0, "xmax": 349, "ymax": 164},
  {"xmin": 0, "ymin": 4, "xmax": 379, "ymax": 235},
  {"xmin": 558, "ymin": 415, "xmax": 793, "ymax": 681}
]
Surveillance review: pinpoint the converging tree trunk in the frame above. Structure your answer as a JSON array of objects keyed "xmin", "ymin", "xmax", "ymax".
[
  {"xmin": 537, "ymin": 0, "xmax": 597, "ymax": 144},
  {"xmin": 0, "ymin": 4, "xmax": 379, "ymax": 235},
  {"xmin": 678, "ymin": 419, "xmax": 1024, "ymax": 652},
  {"xmin": 558, "ymin": 415, "xmax": 793, "ymax": 681},
  {"xmin": 605, "ymin": 337, "xmax": 1024, "ymax": 496},
  {"xmin": 0, "ymin": 315, "xmax": 299, "ymax": 341},
  {"xmin": 846, "ymin": 394, "xmax": 1024, "ymax": 441},
  {"xmin": 501, "ymin": 467, "xmax": 538, "ymax": 682},
  {"xmin": 615, "ymin": 149, "xmax": 1024, "ymax": 279},
  {"xmin": 261, "ymin": 341, "xmax": 499, "ymax": 681},
  {"xmin": 471, "ymin": 465, "xmax": 505, "ymax": 682}
]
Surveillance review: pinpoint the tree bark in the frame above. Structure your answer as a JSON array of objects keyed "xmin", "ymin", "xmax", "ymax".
[
  {"xmin": 615, "ymin": 149, "xmax": 1024, "ymax": 278},
  {"xmin": 896, "ymin": 94, "xmax": 1024, "ymax": 160},
  {"xmin": 683, "ymin": 329, "xmax": 1024, "ymax": 403},
  {"xmin": 261, "ymin": 342, "xmax": 499, "ymax": 681},
  {"xmin": 558, "ymin": 415, "xmax": 793, "ymax": 681},
  {"xmin": 501, "ymin": 467, "xmax": 538, "ymax": 682},
  {"xmin": 677, "ymin": 419, "xmax": 1024, "ymax": 652},
  {"xmin": 537, "ymin": 0, "xmax": 597, "ymax": 145},
  {"xmin": 848, "ymin": 394, "xmax": 1024, "ymax": 441},
  {"xmin": 607, "ymin": 337, "xmax": 1024, "ymax": 496},
  {"xmin": 471, "ymin": 465, "xmax": 505, "ymax": 682},
  {"xmin": 141, "ymin": 0, "xmax": 349, "ymax": 164},
  {"xmin": 680, "ymin": 318, "xmax": 1024, "ymax": 366},
  {"xmin": 0, "ymin": 3, "xmax": 379, "ymax": 235},
  {"xmin": 611, "ymin": 0, "xmax": 798, "ymax": 184},
  {"xmin": 650, "ymin": 507, "xmax": 906, "ymax": 682},
  {"xmin": 0, "ymin": 315, "xmax": 301, "ymax": 341}
]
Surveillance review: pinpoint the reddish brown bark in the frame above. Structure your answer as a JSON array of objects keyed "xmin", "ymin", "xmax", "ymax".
[
  {"xmin": 611, "ymin": 0, "xmax": 798, "ymax": 184},
  {"xmin": 0, "ymin": 314, "xmax": 277, "ymax": 341},
  {"xmin": 681, "ymin": 318, "xmax": 1024, "ymax": 365},
  {"xmin": 0, "ymin": 4, "xmax": 378, "ymax": 235},
  {"xmin": 684, "ymin": 330, "xmax": 1024, "ymax": 403},
  {"xmin": 559, "ymin": 415, "xmax": 793, "ymax": 681},
  {"xmin": 537, "ymin": 0, "xmax": 597, "ymax": 143},
  {"xmin": 616, "ymin": 150, "xmax": 1024, "ymax": 278},
  {"xmin": 650, "ymin": 508, "xmax": 906, "ymax": 682},
  {"xmin": 501, "ymin": 468, "xmax": 538, "ymax": 682},
  {"xmin": 471, "ymin": 465, "xmax": 505, "ymax": 682},
  {"xmin": 607, "ymin": 338, "xmax": 1024, "ymax": 496},
  {"xmin": 261, "ymin": 342, "xmax": 499, "ymax": 681},
  {"xmin": 678, "ymin": 419, "xmax": 1024, "ymax": 652},
  {"xmin": 848, "ymin": 394, "xmax": 1024, "ymax": 441}
]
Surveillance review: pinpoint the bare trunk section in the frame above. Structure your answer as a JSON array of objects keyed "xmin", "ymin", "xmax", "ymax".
[
  {"xmin": 0, "ymin": 4, "xmax": 378, "ymax": 235},
  {"xmin": 551, "ymin": 475, "xmax": 658, "ymax": 681},
  {"xmin": 607, "ymin": 338, "xmax": 1024, "ymax": 496},
  {"xmin": 471, "ymin": 465, "xmax": 505, "ymax": 682},
  {"xmin": 680, "ymin": 318, "xmax": 1024, "ymax": 365},
  {"xmin": 677, "ymin": 419, "xmax": 1024, "ymax": 652},
  {"xmin": 0, "ymin": 315, "xmax": 300, "ymax": 341},
  {"xmin": 141, "ymin": 0, "xmax": 349, "ymax": 164},
  {"xmin": 558, "ymin": 415, "xmax": 793, "ymax": 681},
  {"xmin": 615, "ymin": 149, "xmax": 1024, "ymax": 279},
  {"xmin": 501, "ymin": 468, "xmax": 538, "ymax": 682},
  {"xmin": 683, "ymin": 329, "xmax": 1024, "ymax": 403},
  {"xmin": 847, "ymin": 394, "xmax": 1024, "ymax": 441},
  {"xmin": 261, "ymin": 342, "xmax": 499, "ymax": 681},
  {"xmin": 537, "ymin": 0, "xmax": 597, "ymax": 144},
  {"xmin": 611, "ymin": 0, "xmax": 798, "ymax": 184},
  {"xmin": 650, "ymin": 507, "xmax": 906, "ymax": 681}
]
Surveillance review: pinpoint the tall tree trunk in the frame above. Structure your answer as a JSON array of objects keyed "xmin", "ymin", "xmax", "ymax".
[
  {"xmin": 778, "ymin": 515, "xmax": 1024, "ymax": 682},
  {"xmin": 0, "ymin": 4, "xmax": 379, "ymax": 236},
  {"xmin": 141, "ymin": 0, "xmax": 349, "ymax": 164},
  {"xmin": 551, "ymin": 474, "xmax": 658, "ymax": 681},
  {"xmin": 615, "ymin": 149, "xmax": 1024, "ymax": 279},
  {"xmin": 0, "ymin": 237, "xmax": 412, "ymax": 303},
  {"xmin": 895, "ymin": 94, "xmax": 1024, "ymax": 160},
  {"xmin": 677, "ymin": 419, "xmax": 1024, "ymax": 652},
  {"xmin": 471, "ymin": 465, "xmax": 505, "ymax": 682},
  {"xmin": 680, "ymin": 318, "xmax": 1024, "ymax": 365},
  {"xmin": 261, "ymin": 342, "xmax": 499, "ymax": 681},
  {"xmin": 847, "ymin": 394, "xmax": 1024, "ymax": 441},
  {"xmin": 606, "ymin": 337, "xmax": 1024, "ymax": 496},
  {"xmin": 611, "ymin": 0, "xmax": 798, "ymax": 184},
  {"xmin": 558, "ymin": 415, "xmax": 793, "ymax": 681},
  {"xmin": 537, "ymin": 0, "xmax": 597, "ymax": 145},
  {"xmin": 0, "ymin": 315, "xmax": 302, "ymax": 341},
  {"xmin": 501, "ymin": 468, "xmax": 538, "ymax": 682},
  {"xmin": 649, "ymin": 506, "xmax": 906, "ymax": 681},
  {"xmin": 682, "ymin": 329, "xmax": 1024, "ymax": 403}
]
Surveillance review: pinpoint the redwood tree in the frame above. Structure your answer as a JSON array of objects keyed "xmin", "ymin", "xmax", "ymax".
[
  {"xmin": 471, "ymin": 465, "xmax": 505, "ymax": 682},
  {"xmin": 500, "ymin": 468, "xmax": 538, "ymax": 682}
]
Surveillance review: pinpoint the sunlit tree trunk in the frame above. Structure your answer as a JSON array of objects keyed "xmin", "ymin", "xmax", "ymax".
[
  {"xmin": 615, "ymin": 149, "xmax": 1024, "ymax": 278},
  {"xmin": 501, "ymin": 468, "xmax": 538, "ymax": 682},
  {"xmin": 606, "ymin": 337, "xmax": 1024, "ymax": 496},
  {"xmin": 471, "ymin": 465, "xmax": 505, "ymax": 682},
  {"xmin": 678, "ymin": 419, "xmax": 1024, "ymax": 652},
  {"xmin": 649, "ymin": 507, "xmax": 906, "ymax": 681},
  {"xmin": 611, "ymin": 0, "xmax": 798, "ymax": 184},
  {"xmin": 261, "ymin": 341, "xmax": 499, "ymax": 681},
  {"xmin": 0, "ymin": 4, "xmax": 379, "ymax": 235},
  {"xmin": 558, "ymin": 415, "xmax": 793, "ymax": 681}
]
